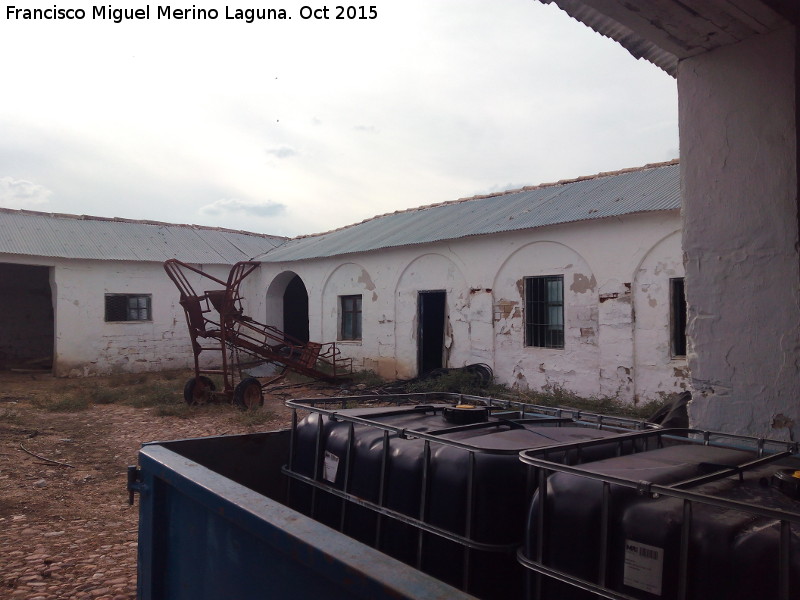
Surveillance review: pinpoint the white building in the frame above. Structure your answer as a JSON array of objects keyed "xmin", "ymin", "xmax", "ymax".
[
  {"xmin": 252, "ymin": 160, "xmax": 686, "ymax": 403},
  {"xmin": 0, "ymin": 209, "xmax": 284, "ymax": 376},
  {"xmin": 0, "ymin": 161, "xmax": 685, "ymax": 403}
]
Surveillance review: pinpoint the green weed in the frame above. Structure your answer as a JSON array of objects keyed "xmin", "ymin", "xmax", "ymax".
[
  {"xmin": 153, "ymin": 403, "xmax": 193, "ymax": 418},
  {"xmin": 406, "ymin": 369, "xmax": 490, "ymax": 395},
  {"xmin": 160, "ymin": 369, "xmax": 182, "ymax": 381},
  {"xmin": 348, "ymin": 370, "xmax": 386, "ymax": 388},
  {"xmin": 124, "ymin": 382, "xmax": 180, "ymax": 408},
  {"xmin": 230, "ymin": 409, "xmax": 277, "ymax": 427},
  {"xmin": 518, "ymin": 386, "xmax": 666, "ymax": 420},
  {"xmin": 33, "ymin": 394, "xmax": 91, "ymax": 412},
  {"xmin": 0, "ymin": 407, "xmax": 22, "ymax": 424},
  {"xmin": 87, "ymin": 387, "xmax": 126, "ymax": 405}
]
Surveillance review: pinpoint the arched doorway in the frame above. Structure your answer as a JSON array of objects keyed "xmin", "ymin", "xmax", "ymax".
[
  {"xmin": 283, "ymin": 275, "xmax": 309, "ymax": 343},
  {"xmin": 265, "ymin": 271, "xmax": 310, "ymax": 343}
]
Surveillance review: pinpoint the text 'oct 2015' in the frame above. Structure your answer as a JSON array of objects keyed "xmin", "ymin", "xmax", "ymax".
[{"xmin": 4, "ymin": 5, "xmax": 379, "ymax": 24}]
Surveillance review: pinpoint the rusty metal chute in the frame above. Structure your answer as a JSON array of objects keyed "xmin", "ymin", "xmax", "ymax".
[{"xmin": 164, "ymin": 259, "xmax": 352, "ymax": 408}]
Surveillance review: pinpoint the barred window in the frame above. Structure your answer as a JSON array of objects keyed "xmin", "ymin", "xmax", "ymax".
[
  {"xmin": 524, "ymin": 276, "xmax": 564, "ymax": 349},
  {"xmin": 105, "ymin": 294, "xmax": 152, "ymax": 322},
  {"xmin": 340, "ymin": 295, "xmax": 362, "ymax": 340}
]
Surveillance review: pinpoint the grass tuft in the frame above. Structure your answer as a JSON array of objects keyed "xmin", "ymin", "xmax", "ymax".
[
  {"xmin": 160, "ymin": 370, "xmax": 182, "ymax": 381},
  {"xmin": 517, "ymin": 385, "xmax": 666, "ymax": 420},
  {"xmin": 33, "ymin": 394, "xmax": 91, "ymax": 412},
  {"xmin": 87, "ymin": 387, "xmax": 126, "ymax": 405},
  {"xmin": 230, "ymin": 409, "xmax": 277, "ymax": 427},
  {"xmin": 0, "ymin": 407, "xmax": 23, "ymax": 424},
  {"xmin": 406, "ymin": 369, "xmax": 493, "ymax": 395},
  {"xmin": 347, "ymin": 370, "xmax": 386, "ymax": 388},
  {"xmin": 124, "ymin": 382, "xmax": 181, "ymax": 408},
  {"xmin": 153, "ymin": 403, "xmax": 194, "ymax": 418}
]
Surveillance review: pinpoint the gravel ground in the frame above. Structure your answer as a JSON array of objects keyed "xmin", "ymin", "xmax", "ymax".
[{"xmin": 0, "ymin": 370, "xmax": 329, "ymax": 600}]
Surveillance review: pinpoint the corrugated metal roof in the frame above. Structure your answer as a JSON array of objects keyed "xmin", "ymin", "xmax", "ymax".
[
  {"xmin": 1, "ymin": 162, "xmax": 680, "ymax": 266},
  {"xmin": 258, "ymin": 161, "xmax": 680, "ymax": 263},
  {"xmin": 539, "ymin": 0, "xmax": 796, "ymax": 77},
  {"xmin": 0, "ymin": 210, "xmax": 286, "ymax": 264},
  {"xmin": 541, "ymin": 0, "xmax": 678, "ymax": 75}
]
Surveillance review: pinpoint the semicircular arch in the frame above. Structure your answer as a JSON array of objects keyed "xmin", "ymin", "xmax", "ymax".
[
  {"xmin": 319, "ymin": 261, "xmax": 377, "ymax": 343},
  {"xmin": 393, "ymin": 252, "xmax": 470, "ymax": 378},
  {"xmin": 265, "ymin": 270, "xmax": 309, "ymax": 342},
  {"xmin": 491, "ymin": 239, "xmax": 599, "ymax": 396}
]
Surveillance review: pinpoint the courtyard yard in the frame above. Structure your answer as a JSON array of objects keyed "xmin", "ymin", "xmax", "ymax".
[{"xmin": 0, "ymin": 370, "xmax": 325, "ymax": 600}]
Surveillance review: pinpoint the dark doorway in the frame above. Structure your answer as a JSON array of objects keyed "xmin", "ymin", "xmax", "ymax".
[
  {"xmin": 0, "ymin": 264, "xmax": 53, "ymax": 370},
  {"xmin": 670, "ymin": 277, "xmax": 687, "ymax": 357},
  {"xmin": 418, "ymin": 291, "xmax": 446, "ymax": 375},
  {"xmin": 283, "ymin": 275, "xmax": 309, "ymax": 343}
]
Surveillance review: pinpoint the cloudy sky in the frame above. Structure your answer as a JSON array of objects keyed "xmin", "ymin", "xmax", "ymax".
[{"xmin": 0, "ymin": 1, "xmax": 678, "ymax": 238}]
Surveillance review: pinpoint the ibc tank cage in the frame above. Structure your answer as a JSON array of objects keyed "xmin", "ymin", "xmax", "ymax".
[
  {"xmin": 517, "ymin": 428, "xmax": 800, "ymax": 600},
  {"xmin": 281, "ymin": 392, "xmax": 657, "ymax": 600}
]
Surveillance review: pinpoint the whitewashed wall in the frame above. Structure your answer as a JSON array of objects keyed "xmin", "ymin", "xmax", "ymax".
[
  {"xmin": 0, "ymin": 256, "xmax": 232, "ymax": 376},
  {"xmin": 679, "ymin": 26, "xmax": 800, "ymax": 439},
  {"xmin": 632, "ymin": 231, "xmax": 687, "ymax": 400},
  {"xmin": 255, "ymin": 210, "xmax": 685, "ymax": 404},
  {"xmin": 3, "ymin": 207, "xmax": 686, "ymax": 403},
  {"xmin": 56, "ymin": 259, "xmax": 233, "ymax": 376}
]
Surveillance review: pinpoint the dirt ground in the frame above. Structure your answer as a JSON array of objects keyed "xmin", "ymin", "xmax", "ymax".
[{"xmin": 0, "ymin": 369, "xmax": 339, "ymax": 600}]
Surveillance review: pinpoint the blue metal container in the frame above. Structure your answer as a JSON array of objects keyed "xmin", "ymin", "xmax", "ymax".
[{"xmin": 132, "ymin": 430, "xmax": 477, "ymax": 600}]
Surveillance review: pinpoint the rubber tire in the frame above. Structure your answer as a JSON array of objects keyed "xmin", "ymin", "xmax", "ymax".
[
  {"xmin": 234, "ymin": 377, "xmax": 263, "ymax": 411},
  {"xmin": 183, "ymin": 376, "xmax": 215, "ymax": 406}
]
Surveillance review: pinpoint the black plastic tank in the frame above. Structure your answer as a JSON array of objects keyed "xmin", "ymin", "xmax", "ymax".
[
  {"xmin": 522, "ymin": 443, "xmax": 800, "ymax": 600},
  {"xmin": 286, "ymin": 401, "xmax": 639, "ymax": 600},
  {"xmin": 613, "ymin": 463, "xmax": 800, "ymax": 600}
]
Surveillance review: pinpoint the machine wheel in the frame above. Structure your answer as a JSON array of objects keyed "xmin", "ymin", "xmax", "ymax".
[
  {"xmin": 183, "ymin": 376, "xmax": 216, "ymax": 405},
  {"xmin": 234, "ymin": 377, "xmax": 263, "ymax": 411}
]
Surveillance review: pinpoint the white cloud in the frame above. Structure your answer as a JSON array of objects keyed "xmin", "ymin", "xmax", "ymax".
[
  {"xmin": 0, "ymin": 1, "xmax": 678, "ymax": 237},
  {"xmin": 200, "ymin": 198, "xmax": 287, "ymax": 219},
  {"xmin": 0, "ymin": 177, "xmax": 52, "ymax": 208},
  {"xmin": 353, "ymin": 125, "xmax": 378, "ymax": 133},
  {"xmin": 265, "ymin": 146, "xmax": 298, "ymax": 159}
]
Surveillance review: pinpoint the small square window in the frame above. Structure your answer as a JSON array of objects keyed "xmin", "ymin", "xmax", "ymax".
[
  {"xmin": 340, "ymin": 295, "xmax": 362, "ymax": 340},
  {"xmin": 105, "ymin": 294, "xmax": 152, "ymax": 322},
  {"xmin": 524, "ymin": 276, "xmax": 564, "ymax": 348}
]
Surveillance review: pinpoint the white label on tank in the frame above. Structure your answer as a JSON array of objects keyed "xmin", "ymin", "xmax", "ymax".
[
  {"xmin": 623, "ymin": 540, "xmax": 663, "ymax": 596},
  {"xmin": 323, "ymin": 451, "xmax": 339, "ymax": 483}
]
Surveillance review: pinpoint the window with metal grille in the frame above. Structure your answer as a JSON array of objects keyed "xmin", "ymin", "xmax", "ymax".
[
  {"xmin": 670, "ymin": 278, "xmax": 687, "ymax": 357},
  {"xmin": 105, "ymin": 294, "xmax": 152, "ymax": 322},
  {"xmin": 525, "ymin": 276, "xmax": 564, "ymax": 348},
  {"xmin": 340, "ymin": 295, "xmax": 362, "ymax": 340}
]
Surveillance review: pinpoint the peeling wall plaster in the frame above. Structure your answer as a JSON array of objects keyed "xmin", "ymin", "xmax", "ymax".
[
  {"xmin": 570, "ymin": 273, "xmax": 597, "ymax": 294},
  {"xmin": 17, "ymin": 206, "xmax": 689, "ymax": 401},
  {"xmin": 633, "ymin": 231, "xmax": 685, "ymax": 402},
  {"xmin": 252, "ymin": 213, "xmax": 685, "ymax": 402}
]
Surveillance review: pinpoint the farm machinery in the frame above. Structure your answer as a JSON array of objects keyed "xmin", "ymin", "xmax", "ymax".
[{"xmin": 164, "ymin": 259, "xmax": 352, "ymax": 409}]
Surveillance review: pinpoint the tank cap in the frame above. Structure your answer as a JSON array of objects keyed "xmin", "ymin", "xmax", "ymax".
[
  {"xmin": 770, "ymin": 469, "xmax": 800, "ymax": 501},
  {"xmin": 442, "ymin": 405, "xmax": 489, "ymax": 425}
]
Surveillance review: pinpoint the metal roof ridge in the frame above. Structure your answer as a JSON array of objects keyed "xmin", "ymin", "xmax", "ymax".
[
  {"xmin": 0, "ymin": 206, "xmax": 288, "ymax": 241},
  {"xmin": 288, "ymin": 159, "xmax": 680, "ymax": 241}
]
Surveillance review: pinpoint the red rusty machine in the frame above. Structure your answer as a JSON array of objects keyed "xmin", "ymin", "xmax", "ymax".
[{"xmin": 164, "ymin": 259, "xmax": 352, "ymax": 409}]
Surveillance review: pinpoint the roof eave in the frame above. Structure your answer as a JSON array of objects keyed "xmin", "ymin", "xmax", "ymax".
[{"xmin": 258, "ymin": 206, "xmax": 682, "ymax": 264}]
